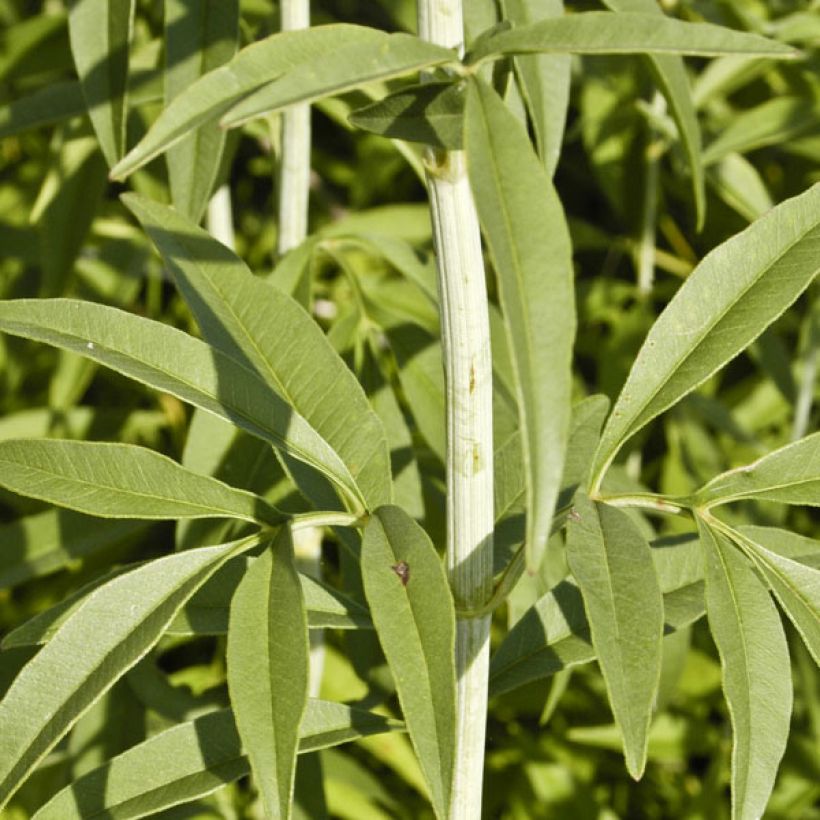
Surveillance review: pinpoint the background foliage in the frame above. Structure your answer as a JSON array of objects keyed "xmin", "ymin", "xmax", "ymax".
[{"xmin": 0, "ymin": 0, "xmax": 818, "ymax": 817}]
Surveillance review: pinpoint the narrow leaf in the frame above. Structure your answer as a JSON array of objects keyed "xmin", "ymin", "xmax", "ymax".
[
  {"xmin": 694, "ymin": 431, "xmax": 820, "ymax": 508},
  {"xmin": 565, "ymin": 492, "xmax": 664, "ymax": 778},
  {"xmin": 123, "ymin": 194, "xmax": 391, "ymax": 510},
  {"xmin": 465, "ymin": 77, "xmax": 575, "ymax": 571},
  {"xmin": 698, "ymin": 519, "xmax": 792, "ymax": 820},
  {"xmin": 0, "ymin": 299, "xmax": 361, "ymax": 509},
  {"xmin": 220, "ymin": 33, "xmax": 456, "ymax": 128},
  {"xmin": 592, "ymin": 183, "xmax": 820, "ymax": 490},
  {"xmin": 164, "ymin": 0, "xmax": 238, "ymax": 222},
  {"xmin": 504, "ymin": 0, "xmax": 570, "ymax": 177},
  {"xmin": 731, "ymin": 528, "xmax": 820, "ymax": 665},
  {"xmin": 227, "ymin": 529, "xmax": 309, "ymax": 819},
  {"xmin": 31, "ymin": 701, "xmax": 403, "ymax": 819},
  {"xmin": 111, "ymin": 27, "xmax": 451, "ymax": 180},
  {"xmin": 361, "ymin": 506, "xmax": 456, "ymax": 818},
  {"xmin": 67, "ymin": 0, "xmax": 134, "ymax": 167},
  {"xmin": 0, "ymin": 535, "xmax": 262, "ymax": 809},
  {"xmin": 602, "ymin": 0, "xmax": 705, "ymax": 228},
  {"xmin": 466, "ymin": 11, "xmax": 798, "ymax": 63},
  {"xmin": 349, "ymin": 81, "xmax": 464, "ymax": 150},
  {"xmin": 0, "ymin": 439, "xmax": 283, "ymax": 524},
  {"xmin": 0, "ymin": 80, "xmax": 85, "ymax": 139}
]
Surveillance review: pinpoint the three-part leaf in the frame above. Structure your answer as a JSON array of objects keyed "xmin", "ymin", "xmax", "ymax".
[
  {"xmin": 465, "ymin": 77, "xmax": 575, "ymax": 572},
  {"xmin": 0, "ymin": 439, "xmax": 283, "ymax": 524},
  {"xmin": 565, "ymin": 493, "xmax": 664, "ymax": 778},
  {"xmin": 694, "ymin": 431, "xmax": 820, "ymax": 508},
  {"xmin": 227, "ymin": 529, "xmax": 309, "ymax": 819},
  {"xmin": 0, "ymin": 535, "xmax": 262, "ymax": 809},
  {"xmin": 123, "ymin": 194, "xmax": 391, "ymax": 511},
  {"xmin": 0, "ymin": 299, "xmax": 360, "ymax": 509},
  {"xmin": 591, "ymin": 182, "xmax": 820, "ymax": 490},
  {"xmin": 361, "ymin": 506, "xmax": 456, "ymax": 818},
  {"xmin": 698, "ymin": 519, "xmax": 792, "ymax": 820}
]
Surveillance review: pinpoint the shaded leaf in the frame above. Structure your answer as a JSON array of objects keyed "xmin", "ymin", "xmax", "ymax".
[
  {"xmin": 591, "ymin": 183, "xmax": 820, "ymax": 490},
  {"xmin": 0, "ymin": 535, "xmax": 262, "ymax": 809},
  {"xmin": 361, "ymin": 506, "xmax": 456, "ymax": 818},
  {"xmin": 31, "ymin": 701, "xmax": 403, "ymax": 819},
  {"xmin": 465, "ymin": 77, "xmax": 575, "ymax": 571},
  {"xmin": 0, "ymin": 299, "xmax": 360, "ymax": 509},
  {"xmin": 698, "ymin": 519, "xmax": 792, "ymax": 820},
  {"xmin": 67, "ymin": 0, "xmax": 134, "ymax": 167},
  {"xmin": 0, "ymin": 439, "xmax": 284, "ymax": 524},
  {"xmin": 123, "ymin": 194, "xmax": 391, "ymax": 511},
  {"xmin": 565, "ymin": 493, "xmax": 663, "ymax": 778}
]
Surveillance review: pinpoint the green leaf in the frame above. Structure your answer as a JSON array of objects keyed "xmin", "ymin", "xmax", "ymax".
[
  {"xmin": 591, "ymin": 183, "xmax": 820, "ymax": 490},
  {"xmin": 219, "ymin": 33, "xmax": 456, "ymax": 128},
  {"xmin": 694, "ymin": 431, "xmax": 820, "ymax": 508},
  {"xmin": 164, "ymin": 0, "xmax": 238, "ymax": 222},
  {"xmin": 349, "ymin": 81, "xmax": 465, "ymax": 150},
  {"xmin": 67, "ymin": 0, "xmax": 134, "ymax": 167},
  {"xmin": 227, "ymin": 529, "xmax": 309, "ymax": 819},
  {"xmin": 0, "ymin": 299, "xmax": 361, "ymax": 510},
  {"xmin": 729, "ymin": 527, "xmax": 820, "ymax": 665},
  {"xmin": 30, "ymin": 701, "xmax": 403, "ymax": 819},
  {"xmin": 565, "ymin": 493, "xmax": 664, "ymax": 778},
  {"xmin": 466, "ymin": 11, "xmax": 798, "ymax": 63},
  {"xmin": 488, "ymin": 577, "xmax": 703, "ymax": 698},
  {"xmin": 122, "ymin": 194, "xmax": 391, "ymax": 511},
  {"xmin": 698, "ymin": 519, "xmax": 792, "ymax": 820},
  {"xmin": 601, "ymin": 0, "xmax": 705, "ymax": 229},
  {"xmin": 465, "ymin": 78, "xmax": 575, "ymax": 572},
  {"xmin": 504, "ymin": 0, "xmax": 570, "ymax": 177},
  {"xmin": 0, "ymin": 439, "xmax": 284, "ymax": 524},
  {"xmin": 361, "ymin": 506, "xmax": 456, "ymax": 818},
  {"xmin": 110, "ymin": 27, "xmax": 452, "ymax": 180},
  {"xmin": 0, "ymin": 508, "xmax": 146, "ymax": 588},
  {"xmin": 0, "ymin": 534, "xmax": 262, "ymax": 809},
  {"xmin": 0, "ymin": 80, "xmax": 85, "ymax": 139}
]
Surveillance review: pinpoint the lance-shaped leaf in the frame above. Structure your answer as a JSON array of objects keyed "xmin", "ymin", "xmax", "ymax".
[
  {"xmin": 68, "ymin": 0, "xmax": 134, "ymax": 167},
  {"xmin": 349, "ymin": 81, "xmax": 465, "ymax": 150},
  {"xmin": 164, "ymin": 0, "xmax": 238, "ymax": 222},
  {"xmin": 123, "ymin": 194, "xmax": 391, "ymax": 510},
  {"xmin": 219, "ymin": 33, "xmax": 455, "ymax": 128},
  {"xmin": 729, "ymin": 527, "xmax": 820, "ymax": 665},
  {"xmin": 0, "ymin": 80, "xmax": 85, "ymax": 139},
  {"xmin": 504, "ymin": 0, "xmax": 570, "ymax": 178},
  {"xmin": 466, "ymin": 11, "xmax": 797, "ymax": 63},
  {"xmin": 361, "ymin": 506, "xmax": 456, "ymax": 819},
  {"xmin": 602, "ymin": 0, "xmax": 705, "ymax": 228},
  {"xmin": 110, "ymin": 26, "xmax": 452, "ymax": 180},
  {"xmin": 565, "ymin": 492, "xmax": 664, "ymax": 778},
  {"xmin": 694, "ymin": 431, "xmax": 820, "ymax": 508},
  {"xmin": 227, "ymin": 529, "xmax": 309, "ymax": 819},
  {"xmin": 465, "ymin": 78, "xmax": 575, "ymax": 572},
  {"xmin": 0, "ymin": 534, "xmax": 262, "ymax": 810},
  {"xmin": 0, "ymin": 439, "xmax": 284, "ymax": 524},
  {"xmin": 698, "ymin": 519, "xmax": 792, "ymax": 820},
  {"xmin": 30, "ymin": 701, "xmax": 403, "ymax": 819},
  {"xmin": 489, "ymin": 577, "xmax": 704, "ymax": 698},
  {"xmin": 0, "ymin": 299, "xmax": 362, "ymax": 510},
  {"xmin": 0, "ymin": 509, "xmax": 146, "ymax": 589},
  {"xmin": 591, "ymin": 183, "xmax": 820, "ymax": 491}
]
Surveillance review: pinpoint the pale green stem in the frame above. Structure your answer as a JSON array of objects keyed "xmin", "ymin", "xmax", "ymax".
[
  {"xmin": 206, "ymin": 184, "xmax": 235, "ymax": 249},
  {"xmin": 418, "ymin": 3, "xmax": 494, "ymax": 818},
  {"xmin": 637, "ymin": 91, "xmax": 666, "ymax": 297}
]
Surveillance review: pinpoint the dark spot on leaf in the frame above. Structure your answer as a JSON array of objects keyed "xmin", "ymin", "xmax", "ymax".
[
  {"xmin": 469, "ymin": 365, "xmax": 476, "ymax": 394},
  {"xmin": 391, "ymin": 560, "xmax": 410, "ymax": 586}
]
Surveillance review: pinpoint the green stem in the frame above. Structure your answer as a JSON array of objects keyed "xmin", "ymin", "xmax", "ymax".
[{"xmin": 418, "ymin": 3, "xmax": 494, "ymax": 818}]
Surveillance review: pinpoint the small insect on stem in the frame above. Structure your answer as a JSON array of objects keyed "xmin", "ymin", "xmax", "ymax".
[
  {"xmin": 568, "ymin": 508, "xmax": 581, "ymax": 522},
  {"xmin": 391, "ymin": 560, "xmax": 410, "ymax": 586}
]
